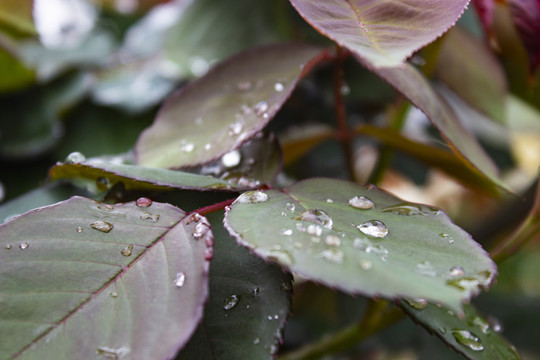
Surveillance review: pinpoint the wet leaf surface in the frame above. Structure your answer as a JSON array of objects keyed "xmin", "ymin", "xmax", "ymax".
[
  {"xmin": 176, "ymin": 212, "xmax": 292, "ymax": 359},
  {"xmin": 401, "ymin": 301, "xmax": 521, "ymax": 360},
  {"xmin": 289, "ymin": 0, "xmax": 469, "ymax": 67},
  {"xmin": 224, "ymin": 178, "xmax": 497, "ymax": 312},
  {"xmin": 136, "ymin": 43, "xmax": 331, "ymax": 169},
  {"xmin": 0, "ymin": 197, "xmax": 212, "ymax": 360}
]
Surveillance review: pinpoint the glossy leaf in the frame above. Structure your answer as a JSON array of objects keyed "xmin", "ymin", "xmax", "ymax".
[
  {"xmin": 289, "ymin": 0, "xmax": 468, "ymax": 67},
  {"xmin": 224, "ymin": 178, "xmax": 496, "ymax": 312},
  {"xmin": 508, "ymin": 0, "xmax": 540, "ymax": 72},
  {"xmin": 365, "ymin": 61, "xmax": 509, "ymax": 193},
  {"xmin": 49, "ymin": 156, "xmax": 252, "ymax": 193},
  {"xmin": 0, "ymin": 197, "xmax": 212, "ymax": 359},
  {"xmin": 136, "ymin": 43, "xmax": 330, "ymax": 169},
  {"xmin": 435, "ymin": 28, "xmax": 507, "ymax": 124},
  {"xmin": 177, "ymin": 212, "xmax": 292, "ymax": 359},
  {"xmin": 401, "ymin": 301, "xmax": 520, "ymax": 359}
]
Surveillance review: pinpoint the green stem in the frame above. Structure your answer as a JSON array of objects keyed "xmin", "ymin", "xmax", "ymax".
[{"xmin": 278, "ymin": 300, "xmax": 404, "ymax": 360}]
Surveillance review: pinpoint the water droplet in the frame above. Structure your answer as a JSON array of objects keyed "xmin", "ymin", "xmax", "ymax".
[
  {"xmin": 325, "ymin": 235, "xmax": 341, "ymax": 247},
  {"xmin": 365, "ymin": 244, "xmax": 388, "ymax": 256},
  {"xmin": 340, "ymin": 83, "xmax": 351, "ymax": 95},
  {"xmin": 221, "ymin": 150, "xmax": 241, "ymax": 168},
  {"xmin": 280, "ymin": 280, "xmax": 292, "ymax": 292},
  {"xmin": 76, "ymin": 226, "xmax": 83, "ymax": 233},
  {"xmin": 307, "ymin": 224, "xmax": 323, "ymax": 236},
  {"xmin": 250, "ymin": 287, "xmax": 260, "ymax": 296},
  {"xmin": 488, "ymin": 316, "xmax": 503, "ymax": 333},
  {"xmin": 449, "ymin": 266, "xmax": 465, "ymax": 277},
  {"xmin": 223, "ymin": 294, "xmax": 240, "ymax": 310},
  {"xmin": 254, "ymin": 101, "xmax": 268, "ymax": 116},
  {"xmin": 204, "ymin": 248, "xmax": 214, "ymax": 261},
  {"xmin": 381, "ymin": 204, "xmax": 425, "ymax": 216},
  {"xmin": 406, "ymin": 298, "xmax": 428, "ymax": 310},
  {"xmin": 180, "ymin": 143, "xmax": 195, "ymax": 153},
  {"xmin": 90, "ymin": 220, "xmax": 113, "ymax": 233},
  {"xmin": 359, "ymin": 259, "xmax": 372, "ymax": 270},
  {"xmin": 253, "ymin": 337, "xmax": 260, "ymax": 344},
  {"xmin": 97, "ymin": 203, "xmax": 114, "ymax": 212},
  {"xmin": 440, "ymin": 233, "xmax": 454, "ymax": 243},
  {"xmin": 295, "ymin": 209, "xmax": 333, "ymax": 229},
  {"xmin": 96, "ymin": 346, "xmax": 131, "ymax": 359},
  {"xmin": 416, "ymin": 260, "xmax": 436, "ymax": 277},
  {"xmin": 204, "ymin": 143, "xmax": 212, "ymax": 150},
  {"xmin": 136, "ymin": 197, "xmax": 152, "ymax": 207},
  {"xmin": 438, "ymin": 327, "xmax": 447, "ymax": 335},
  {"xmin": 65, "ymin": 151, "xmax": 86, "ymax": 164},
  {"xmin": 228, "ymin": 122, "xmax": 243, "ymax": 135},
  {"xmin": 353, "ymin": 237, "xmax": 370, "ymax": 250},
  {"xmin": 236, "ymin": 81, "xmax": 252, "ymax": 91},
  {"xmin": 236, "ymin": 190, "xmax": 269, "ymax": 204},
  {"xmin": 471, "ymin": 316, "xmax": 490, "ymax": 334},
  {"xmin": 140, "ymin": 212, "xmax": 160, "ymax": 222},
  {"xmin": 5, "ymin": 244, "xmax": 12, "ymax": 250},
  {"xmin": 357, "ymin": 220, "xmax": 388, "ymax": 238},
  {"xmin": 280, "ymin": 229, "xmax": 293, "ymax": 236},
  {"xmin": 320, "ymin": 249, "xmax": 344, "ymax": 264},
  {"xmin": 326, "ymin": 198, "xmax": 334, "ymax": 203},
  {"xmin": 190, "ymin": 56, "xmax": 209, "ymax": 76},
  {"xmin": 120, "ymin": 245, "xmax": 133, "ymax": 257},
  {"xmin": 348, "ymin": 196, "xmax": 374, "ymax": 209},
  {"xmin": 19, "ymin": 242, "xmax": 29, "ymax": 250},
  {"xmin": 174, "ymin": 272, "xmax": 186, "ymax": 288},
  {"xmin": 452, "ymin": 330, "xmax": 484, "ymax": 351},
  {"xmin": 446, "ymin": 277, "xmax": 481, "ymax": 291},
  {"xmin": 192, "ymin": 220, "xmax": 210, "ymax": 240},
  {"xmin": 110, "ymin": 292, "xmax": 118, "ymax": 298},
  {"xmin": 274, "ymin": 82, "xmax": 284, "ymax": 92}
]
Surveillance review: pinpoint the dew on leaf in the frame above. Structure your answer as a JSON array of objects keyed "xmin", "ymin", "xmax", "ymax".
[
  {"xmin": 254, "ymin": 101, "xmax": 268, "ymax": 116},
  {"xmin": 204, "ymin": 143, "xmax": 212, "ymax": 150},
  {"xmin": 325, "ymin": 235, "xmax": 341, "ymax": 247},
  {"xmin": 180, "ymin": 143, "xmax": 195, "ymax": 153},
  {"xmin": 326, "ymin": 198, "xmax": 334, "ymax": 203},
  {"xmin": 96, "ymin": 346, "xmax": 131, "ymax": 359},
  {"xmin": 416, "ymin": 260, "xmax": 436, "ymax": 277},
  {"xmin": 228, "ymin": 121, "xmax": 243, "ymax": 135},
  {"xmin": 471, "ymin": 316, "xmax": 490, "ymax": 334},
  {"xmin": 174, "ymin": 272, "xmax": 186, "ymax": 288},
  {"xmin": 236, "ymin": 190, "xmax": 269, "ymax": 204},
  {"xmin": 286, "ymin": 203, "xmax": 295, "ymax": 212},
  {"xmin": 120, "ymin": 245, "xmax": 133, "ymax": 257},
  {"xmin": 357, "ymin": 220, "xmax": 388, "ymax": 238},
  {"xmin": 489, "ymin": 316, "xmax": 503, "ymax": 333},
  {"xmin": 359, "ymin": 259, "xmax": 372, "ymax": 270},
  {"xmin": 280, "ymin": 229, "xmax": 293, "ymax": 236},
  {"xmin": 110, "ymin": 292, "xmax": 118, "ymax": 298},
  {"xmin": 253, "ymin": 338, "xmax": 260, "ymax": 345},
  {"xmin": 446, "ymin": 277, "xmax": 481, "ymax": 291},
  {"xmin": 76, "ymin": 226, "xmax": 83, "ymax": 233},
  {"xmin": 140, "ymin": 212, "xmax": 160, "ymax": 222},
  {"xmin": 449, "ymin": 266, "xmax": 465, "ymax": 277},
  {"xmin": 135, "ymin": 197, "xmax": 152, "ymax": 207},
  {"xmin": 5, "ymin": 244, "xmax": 12, "ymax": 250},
  {"xmin": 295, "ymin": 209, "xmax": 333, "ymax": 229},
  {"xmin": 250, "ymin": 287, "xmax": 260, "ymax": 297},
  {"xmin": 381, "ymin": 204, "xmax": 424, "ymax": 216},
  {"xmin": 406, "ymin": 297, "xmax": 428, "ymax": 310},
  {"xmin": 440, "ymin": 233, "xmax": 454, "ymax": 243},
  {"xmin": 223, "ymin": 294, "xmax": 240, "ymax": 310},
  {"xmin": 65, "ymin": 151, "xmax": 86, "ymax": 164},
  {"xmin": 306, "ymin": 224, "xmax": 323, "ymax": 236},
  {"xmin": 353, "ymin": 237, "xmax": 371, "ymax": 250},
  {"xmin": 320, "ymin": 249, "xmax": 344, "ymax": 264},
  {"xmin": 348, "ymin": 195, "xmax": 374, "ymax": 209},
  {"xmin": 274, "ymin": 82, "xmax": 284, "ymax": 92},
  {"xmin": 221, "ymin": 150, "xmax": 241, "ymax": 168},
  {"xmin": 438, "ymin": 327, "xmax": 447, "ymax": 335},
  {"xmin": 91, "ymin": 221, "xmax": 114, "ymax": 233},
  {"xmin": 452, "ymin": 330, "xmax": 484, "ymax": 351}
]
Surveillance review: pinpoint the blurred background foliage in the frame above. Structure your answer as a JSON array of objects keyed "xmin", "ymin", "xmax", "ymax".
[{"xmin": 1, "ymin": 0, "xmax": 540, "ymax": 359}]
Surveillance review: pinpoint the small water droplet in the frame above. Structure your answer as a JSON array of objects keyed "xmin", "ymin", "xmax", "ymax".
[
  {"xmin": 440, "ymin": 233, "xmax": 454, "ymax": 243},
  {"xmin": 136, "ymin": 197, "xmax": 152, "ymax": 207},
  {"xmin": 357, "ymin": 220, "xmax": 388, "ymax": 238},
  {"xmin": 449, "ymin": 266, "xmax": 465, "ymax": 277},
  {"xmin": 221, "ymin": 150, "xmax": 241, "ymax": 168},
  {"xmin": 438, "ymin": 327, "xmax": 447, "ymax": 334},
  {"xmin": 359, "ymin": 259, "xmax": 372, "ymax": 270},
  {"xmin": 140, "ymin": 212, "xmax": 160, "ymax": 222},
  {"xmin": 471, "ymin": 316, "xmax": 490, "ymax": 334},
  {"xmin": 110, "ymin": 291, "xmax": 118, "ymax": 298},
  {"xmin": 228, "ymin": 122, "xmax": 243, "ymax": 135},
  {"xmin": 280, "ymin": 229, "xmax": 293, "ymax": 236},
  {"xmin": 326, "ymin": 198, "xmax": 334, "ymax": 203},
  {"xmin": 236, "ymin": 81, "xmax": 252, "ymax": 91},
  {"xmin": 307, "ymin": 224, "xmax": 323, "ymax": 236},
  {"xmin": 120, "ymin": 245, "xmax": 133, "ymax": 257},
  {"xmin": 19, "ymin": 242, "xmax": 29, "ymax": 250},
  {"xmin": 452, "ymin": 330, "xmax": 484, "ymax": 351},
  {"xmin": 488, "ymin": 316, "xmax": 503, "ymax": 333},
  {"xmin": 381, "ymin": 203, "xmax": 425, "ymax": 216},
  {"xmin": 286, "ymin": 203, "xmax": 295, "ymax": 212},
  {"xmin": 97, "ymin": 203, "xmax": 114, "ymax": 212},
  {"xmin": 174, "ymin": 272, "xmax": 186, "ymax": 288},
  {"xmin": 223, "ymin": 294, "xmax": 240, "ymax": 310},
  {"xmin": 236, "ymin": 191, "xmax": 269, "ymax": 204},
  {"xmin": 5, "ymin": 244, "xmax": 12, "ymax": 250},
  {"xmin": 250, "ymin": 287, "xmax": 260, "ymax": 296},
  {"xmin": 274, "ymin": 82, "xmax": 284, "ymax": 92},
  {"xmin": 65, "ymin": 151, "xmax": 86, "ymax": 164},
  {"xmin": 320, "ymin": 249, "xmax": 344, "ymax": 264},
  {"xmin": 204, "ymin": 143, "xmax": 212, "ymax": 150},
  {"xmin": 406, "ymin": 298, "xmax": 428, "ymax": 310},
  {"xmin": 180, "ymin": 143, "xmax": 195, "ymax": 153},
  {"xmin": 348, "ymin": 196, "xmax": 374, "ymax": 209},
  {"xmin": 325, "ymin": 235, "xmax": 341, "ymax": 247},
  {"xmin": 280, "ymin": 280, "xmax": 292, "ymax": 292},
  {"xmin": 91, "ymin": 220, "xmax": 114, "ymax": 233},
  {"xmin": 76, "ymin": 226, "xmax": 83, "ymax": 233},
  {"xmin": 416, "ymin": 260, "xmax": 436, "ymax": 277},
  {"xmin": 253, "ymin": 337, "xmax": 260, "ymax": 344},
  {"xmin": 254, "ymin": 101, "xmax": 268, "ymax": 116},
  {"xmin": 295, "ymin": 209, "xmax": 333, "ymax": 229}
]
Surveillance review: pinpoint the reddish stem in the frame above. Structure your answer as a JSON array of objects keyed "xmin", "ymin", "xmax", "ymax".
[{"xmin": 191, "ymin": 198, "xmax": 236, "ymax": 216}]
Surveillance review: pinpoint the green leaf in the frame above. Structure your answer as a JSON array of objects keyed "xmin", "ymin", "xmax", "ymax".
[
  {"xmin": 136, "ymin": 43, "xmax": 330, "ymax": 169},
  {"xmin": 49, "ymin": 156, "xmax": 253, "ymax": 193},
  {"xmin": 0, "ymin": 0, "xmax": 36, "ymax": 35},
  {"xmin": 224, "ymin": 178, "xmax": 496, "ymax": 312},
  {"xmin": 435, "ymin": 28, "xmax": 507, "ymax": 124},
  {"xmin": 289, "ymin": 0, "xmax": 468, "ymax": 67},
  {"xmin": 401, "ymin": 301, "xmax": 521, "ymax": 360},
  {"xmin": 176, "ymin": 212, "xmax": 292, "ymax": 359},
  {"xmin": 0, "ymin": 197, "xmax": 212, "ymax": 359},
  {"xmin": 365, "ymin": 61, "xmax": 510, "ymax": 194},
  {"xmin": 0, "ymin": 45, "xmax": 34, "ymax": 92}
]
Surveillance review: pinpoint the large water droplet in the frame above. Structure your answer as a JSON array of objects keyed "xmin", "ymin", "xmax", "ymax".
[
  {"xmin": 221, "ymin": 150, "xmax": 241, "ymax": 168},
  {"xmin": 348, "ymin": 196, "xmax": 374, "ymax": 209},
  {"xmin": 136, "ymin": 197, "xmax": 152, "ymax": 207},
  {"xmin": 65, "ymin": 151, "xmax": 86, "ymax": 164},
  {"xmin": 91, "ymin": 220, "xmax": 113, "ymax": 233},
  {"xmin": 274, "ymin": 82, "xmax": 284, "ymax": 92},
  {"xmin": 357, "ymin": 220, "xmax": 388, "ymax": 238},
  {"xmin": 236, "ymin": 190, "xmax": 269, "ymax": 204},
  {"xmin": 223, "ymin": 294, "xmax": 240, "ymax": 310},
  {"xmin": 452, "ymin": 330, "xmax": 484, "ymax": 351},
  {"xmin": 295, "ymin": 209, "xmax": 333, "ymax": 229},
  {"xmin": 320, "ymin": 249, "xmax": 344, "ymax": 264},
  {"xmin": 406, "ymin": 298, "xmax": 428, "ymax": 310},
  {"xmin": 120, "ymin": 245, "xmax": 133, "ymax": 257},
  {"xmin": 174, "ymin": 272, "xmax": 186, "ymax": 288},
  {"xmin": 381, "ymin": 203, "xmax": 425, "ymax": 216},
  {"xmin": 449, "ymin": 266, "xmax": 465, "ymax": 277}
]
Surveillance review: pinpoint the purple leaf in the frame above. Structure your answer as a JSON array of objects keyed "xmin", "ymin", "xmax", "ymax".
[{"xmin": 508, "ymin": 0, "xmax": 540, "ymax": 72}]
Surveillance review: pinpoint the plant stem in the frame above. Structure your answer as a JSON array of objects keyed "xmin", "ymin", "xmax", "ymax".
[
  {"xmin": 333, "ymin": 45, "xmax": 355, "ymax": 181},
  {"xmin": 191, "ymin": 198, "xmax": 236, "ymax": 216},
  {"xmin": 278, "ymin": 300, "xmax": 404, "ymax": 360}
]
